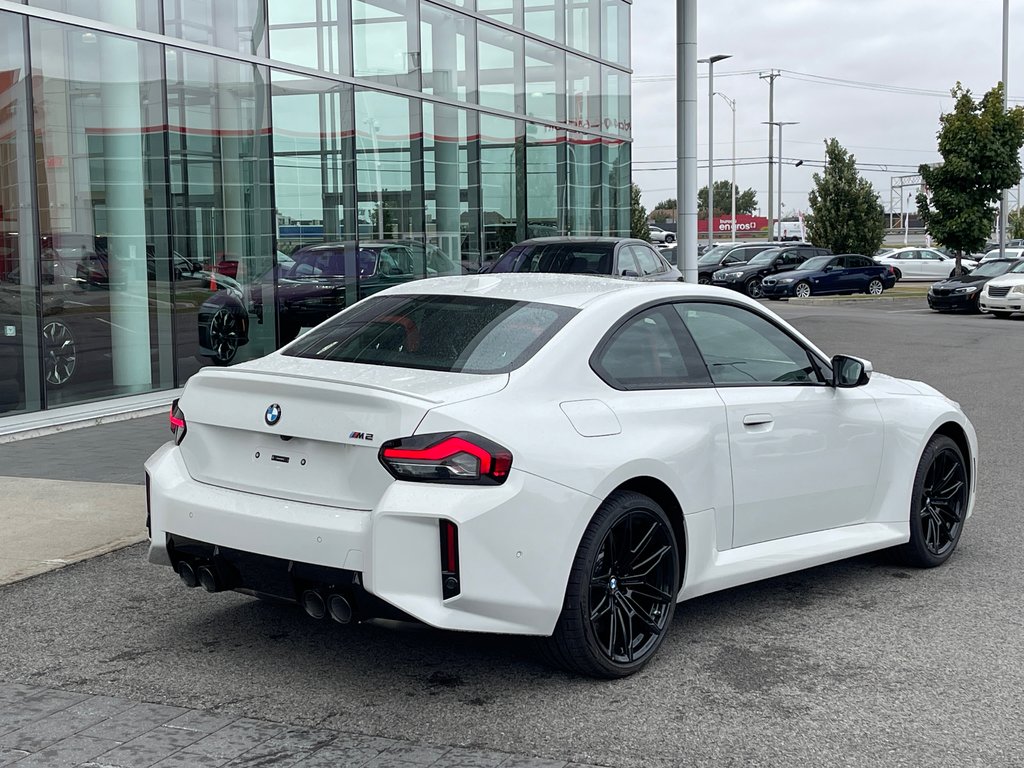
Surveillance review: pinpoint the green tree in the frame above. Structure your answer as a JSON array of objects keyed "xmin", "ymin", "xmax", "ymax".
[
  {"xmin": 653, "ymin": 197, "xmax": 677, "ymax": 211},
  {"xmin": 918, "ymin": 83, "xmax": 1024, "ymax": 272},
  {"xmin": 1009, "ymin": 207, "xmax": 1024, "ymax": 240},
  {"xmin": 806, "ymin": 139, "xmax": 884, "ymax": 256},
  {"xmin": 697, "ymin": 181, "xmax": 757, "ymax": 218},
  {"xmin": 630, "ymin": 183, "xmax": 650, "ymax": 240}
]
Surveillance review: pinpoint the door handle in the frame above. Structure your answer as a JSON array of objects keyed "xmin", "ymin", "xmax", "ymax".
[{"xmin": 742, "ymin": 413, "xmax": 774, "ymax": 427}]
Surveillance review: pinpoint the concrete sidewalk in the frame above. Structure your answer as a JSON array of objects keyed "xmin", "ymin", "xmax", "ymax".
[{"xmin": 0, "ymin": 414, "xmax": 166, "ymax": 585}]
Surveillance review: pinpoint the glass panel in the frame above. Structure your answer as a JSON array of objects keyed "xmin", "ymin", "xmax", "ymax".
[
  {"xmin": 525, "ymin": 0, "xmax": 562, "ymax": 42},
  {"xmin": 352, "ymin": 0, "xmax": 419, "ymax": 91},
  {"xmin": 270, "ymin": 70, "xmax": 357, "ymax": 345},
  {"xmin": 567, "ymin": 132, "xmax": 601, "ymax": 235},
  {"xmin": 525, "ymin": 41, "xmax": 563, "ymax": 123},
  {"xmin": 602, "ymin": 0, "xmax": 629, "ymax": 66},
  {"xmin": 424, "ymin": 102, "xmax": 476, "ymax": 275},
  {"xmin": 526, "ymin": 124, "xmax": 564, "ymax": 238},
  {"xmin": 602, "ymin": 65, "xmax": 630, "ymax": 137},
  {"xmin": 603, "ymin": 139, "xmax": 629, "ymax": 236},
  {"xmin": 566, "ymin": 52, "xmax": 600, "ymax": 131},
  {"xmin": 565, "ymin": 0, "xmax": 598, "ymax": 57},
  {"xmin": 480, "ymin": 115, "xmax": 522, "ymax": 267},
  {"xmin": 477, "ymin": 0, "xmax": 519, "ymax": 26},
  {"xmin": 268, "ymin": 0, "xmax": 352, "ymax": 77},
  {"xmin": 420, "ymin": 3, "xmax": 477, "ymax": 103},
  {"xmin": 355, "ymin": 89, "xmax": 425, "ymax": 287},
  {"xmin": 31, "ymin": 19, "xmax": 173, "ymax": 407},
  {"xmin": 677, "ymin": 303, "xmax": 823, "ymax": 385},
  {"xmin": 166, "ymin": 47, "xmax": 275, "ymax": 377},
  {"xmin": 478, "ymin": 21, "xmax": 524, "ymax": 115},
  {"xmin": 28, "ymin": 0, "xmax": 162, "ymax": 33},
  {"xmin": 0, "ymin": 12, "xmax": 41, "ymax": 416},
  {"xmin": 164, "ymin": 0, "xmax": 267, "ymax": 56}
]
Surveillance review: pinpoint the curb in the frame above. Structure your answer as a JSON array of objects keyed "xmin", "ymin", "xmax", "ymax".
[{"xmin": 787, "ymin": 295, "xmax": 925, "ymax": 306}]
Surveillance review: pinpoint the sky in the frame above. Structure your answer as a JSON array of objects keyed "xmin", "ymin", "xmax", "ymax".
[{"xmin": 629, "ymin": 0, "xmax": 1024, "ymax": 219}]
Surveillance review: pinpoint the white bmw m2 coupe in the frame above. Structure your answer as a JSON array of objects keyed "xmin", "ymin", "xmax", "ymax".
[{"xmin": 146, "ymin": 274, "xmax": 977, "ymax": 677}]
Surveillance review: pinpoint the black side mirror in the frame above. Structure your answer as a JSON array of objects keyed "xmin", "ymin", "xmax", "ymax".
[
  {"xmin": 622, "ymin": 269, "xmax": 639, "ymax": 277},
  {"xmin": 831, "ymin": 354, "xmax": 872, "ymax": 388}
]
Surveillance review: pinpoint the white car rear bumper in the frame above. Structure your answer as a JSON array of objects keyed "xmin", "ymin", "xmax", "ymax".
[{"xmin": 145, "ymin": 442, "xmax": 596, "ymax": 635}]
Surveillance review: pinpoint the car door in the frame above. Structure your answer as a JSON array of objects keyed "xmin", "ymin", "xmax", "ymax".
[
  {"xmin": 919, "ymin": 250, "xmax": 948, "ymax": 278},
  {"xmin": 674, "ymin": 301, "xmax": 884, "ymax": 548},
  {"xmin": 591, "ymin": 304, "xmax": 736, "ymax": 550},
  {"xmin": 814, "ymin": 256, "xmax": 846, "ymax": 294},
  {"xmin": 630, "ymin": 244, "xmax": 673, "ymax": 281}
]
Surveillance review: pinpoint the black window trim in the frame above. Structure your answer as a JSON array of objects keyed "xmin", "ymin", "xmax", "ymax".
[{"xmin": 589, "ymin": 300, "xmax": 714, "ymax": 391}]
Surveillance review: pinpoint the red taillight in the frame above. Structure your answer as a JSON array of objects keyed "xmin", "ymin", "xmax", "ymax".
[
  {"xmin": 378, "ymin": 431, "xmax": 512, "ymax": 485},
  {"xmin": 169, "ymin": 399, "xmax": 186, "ymax": 445}
]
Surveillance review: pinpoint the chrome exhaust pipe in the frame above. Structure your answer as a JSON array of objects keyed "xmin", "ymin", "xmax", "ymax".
[
  {"xmin": 177, "ymin": 560, "xmax": 199, "ymax": 588},
  {"xmin": 301, "ymin": 589, "xmax": 327, "ymax": 620},
  {"xmin": 327, "ymin": 593, "xmax": 354, "ymax": 624},
  {"xmin": 197, "ymin": 565, "xmax": 221, "ymax": 593}
]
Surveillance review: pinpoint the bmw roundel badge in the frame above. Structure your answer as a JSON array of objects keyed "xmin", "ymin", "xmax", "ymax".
[{"xmin": 265, "ymin": 403, "xmax": 282, "ymax": 426}]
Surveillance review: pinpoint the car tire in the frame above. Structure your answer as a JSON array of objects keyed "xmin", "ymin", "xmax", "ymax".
[
  {"xmin": 991, "ymin": 311, "xmax": 1014, "ymax": 319},
  {"xmin": 42, "ymin": 319, "xmax": 77, "ymax": 387},
  {"xmin": 866, "ymin": 278, "xmax": 884, "ymax": 295},
  {"xmin": 896, "ymin": 434, "xmax": 968, "ymax": 568},
  {"xmin": 745, "ymin": 278, "xmax": 765, "ymax": 299},
  {"xmin": 544, "ymin": 490, "xmax": 680, "ymax": 678},
  {"xmin": 893, "ymin": 268, "xmax": 902, "ymax": 281},
  {"xmin": 794, "ymin": 281, "xmax": 812, "ymax": 298},
  {"xmin": 698, "ymin": 276, "xmax": 711, "ymax": 285},
  {"xmin": 665, "ymin": 234, "xmax": 675, "ymax": 243}
]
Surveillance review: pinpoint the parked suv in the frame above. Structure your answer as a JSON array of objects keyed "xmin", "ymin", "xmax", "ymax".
[
  {"xmin": 696, "ymin": 242, "xmax": 787, "ymax": 284},
  {"xmin": 712, "ymin": 244, "xmax": 831, "ymax": 298}
]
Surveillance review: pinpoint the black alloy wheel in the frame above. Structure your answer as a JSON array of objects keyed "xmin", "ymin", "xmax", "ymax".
[
  {"xmin": 898, "ymin": 434, "xmax": 968, "ymax": 567},
  {"xmin": 42, "ymin": 320, "xmax": 77, "ymax": 386},
  {"xmin": 545, "ymin": 491, "xmax": 679, "ymax": 678},
  {"xmin": 207, "ymin": 308, "xmax": 240, "ymax": 365},
  {"xmin": 746, "ymin": 277, "xmax": 765, "ymax": 299}
]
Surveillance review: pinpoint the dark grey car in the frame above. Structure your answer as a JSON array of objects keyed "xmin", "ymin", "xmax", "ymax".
[{"xmin": 483, "ymin": 237, "xmax": 682, "ymax": 281}]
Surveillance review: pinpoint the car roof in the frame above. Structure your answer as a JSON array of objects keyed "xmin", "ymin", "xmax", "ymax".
[
  {"xmin": 377, "ymin": 272, "xmax": 742, "ymax": 309},
  {"xmin": 513, "ymin": 236, "xmax": 646, "ymax": 245}
]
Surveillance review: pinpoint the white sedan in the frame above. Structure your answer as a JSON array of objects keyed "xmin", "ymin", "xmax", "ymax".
[
  {"xmin": 145, "ymin": 275, "xmax": 977, "ymax": 678},
  {"xmin": 874, "ymin": 247, "xmax": 978, "ymax": 280},
  {"xmin": 978, "ymin": 259, "xmax": 1024, "ymax": 317}
]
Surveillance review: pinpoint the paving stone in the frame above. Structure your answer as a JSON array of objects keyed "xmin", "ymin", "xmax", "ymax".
[
  {"xmin": 431, "ymin": 748, "xmax": 511, "ymax": 768},
  {"xmin": 79, "ymin": 702, "xmax": 191, "ymax": 741},
  {"xmin": 178, "ymin": 718, "xmax": 287, "ymax": 760},
  {"xmin": 290, "ymin": 734, "xmax": 399, "ymax": 768},
  {"xmin": 91, "ymin": 724, "xmax": 208, "ymax": 768},
  {"xmin": 498, "ymin": 758, "xmax": 568, "ymax": 768},
  {"xmin": 9, "ymin": 734, "xmax": 120, "ymax": 767},
  {"xmin": 223, "ymin": 741, "xmax": 312, "ymax": 767},
  {"xmin": 0, "ymin": 747, "xmax": 31, "ymax": 767},
  {"xmin": 265, "ymin": 726, "xmax": 338, "ymax": 752},
  {"xmin": 0, "ymin": 694, "xmax": 136, "ymax": 751},
  {"xmin": 378, "ymin": 742, "xmax": 452, "ymax": 765},
  {"xmin": 0, "ymin": 688, "xmax": 91, "ymax": 736},
  {"xmin": 165, "ymin": 710, "xmax": 240, "ymax": 735},
  {"xmin": 146, "ymin": 752, "xmax": 230, "ymax": 768}
]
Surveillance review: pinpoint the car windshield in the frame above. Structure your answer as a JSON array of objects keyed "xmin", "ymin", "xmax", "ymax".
[
  {"xmin": 796, "ymin": 255, "xmax": 832, "ymax": 271},
  {"xmin": 746, "ymin": 248, "xmax": 782, "ymax": 266},
  {"xmin": 699, "ymin": 245, "xmax": 733, "ymax": 264},
  {"xmin": 1010, "ymin": 261, "xmax": 1024, "ymax": 274},
  {"xmin": 283, "ymin": 294, "xmax": 578, "ymax": 374},
  {"xmin": 972, "ymin": 260, "xmax": 1016, "ymax": 277}
]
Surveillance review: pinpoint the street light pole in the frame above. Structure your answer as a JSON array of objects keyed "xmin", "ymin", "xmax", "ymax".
[
  {"xmin": 764, "ymin": 120, "xmax": 798, "ymax": 239},
  {"xmin": 1000, "ymin": 0, "xmax": 1009, "ymax": 259},
  {"xmin": 699, "ymin": 54, "xmax": 731, "ymax": 248},
  {"xmin": 716, "ymin": 92, "xmax": 736, "ymax": 242}
]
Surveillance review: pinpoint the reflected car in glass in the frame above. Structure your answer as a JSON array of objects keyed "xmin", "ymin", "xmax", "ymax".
[
  {"xmin": 978, "ymin": 259, "xmax": 1024, "ymax": 317},
  {"xmin": 928, "ymin": 258, "xmax": 1023, "ymax": 312},
  {"xmin": 761, "ymin": 254, "xmax": 896, "ymax": 299},
  {"xmin": 482, "ymin": 237, "xmax": 681, "ymax": 281},
  {"xmin": 251, "ymin": 240, "xmax": 463, "ymax": 344},
  {"xmin": 146, "ymin": 275, "xmax": 977, "ymax": 678}
]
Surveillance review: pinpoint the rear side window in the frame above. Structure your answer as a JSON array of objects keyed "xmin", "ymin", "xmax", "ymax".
[{"xmin": 283, "ymin": 294, "xmax": 577, "ymax": 374}]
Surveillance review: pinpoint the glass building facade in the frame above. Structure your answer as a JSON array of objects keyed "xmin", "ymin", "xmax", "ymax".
[{"xmin": 0, "ymin": 0, "xmax": 631, "ymax": 418}]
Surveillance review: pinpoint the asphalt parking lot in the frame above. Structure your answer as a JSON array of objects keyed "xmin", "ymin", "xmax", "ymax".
[{"xmin": 1, "ymin": 297, "xmax": 1023, "ymax": 767}]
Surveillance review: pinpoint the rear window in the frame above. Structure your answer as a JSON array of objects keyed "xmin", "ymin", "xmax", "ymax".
[
  {"xmin": 283, "ymin": 294, "xmax": 577, "ymax": 373},
  {"xmin": 490, "ymin": 243, "xmax": 614, "ymax": 275}
]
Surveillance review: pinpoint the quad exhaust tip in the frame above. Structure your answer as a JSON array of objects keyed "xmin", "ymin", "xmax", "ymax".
[
  {"xmin": 327, "ymin": 593, "xmax": 353, "ymax": 624},
  {"xmin": 177, "ymin": 560, "xmax": 198, "ymax": 588},
  {"xmin": 302, "ymin": 589, "xmax": 327, "ymax": 620}
]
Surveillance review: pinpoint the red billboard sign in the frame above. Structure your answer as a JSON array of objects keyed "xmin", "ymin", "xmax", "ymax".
[{"xmin": 697, "ymin": 215, "xmax": 768, "ymax": 234}]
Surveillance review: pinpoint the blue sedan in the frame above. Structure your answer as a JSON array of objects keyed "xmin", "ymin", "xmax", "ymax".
[{"xmin": 761, "ymin": 254, "xmax": 897, "ymax": 299}]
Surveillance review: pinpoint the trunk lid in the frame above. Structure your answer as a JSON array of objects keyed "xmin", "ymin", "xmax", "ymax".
[{"xmin": 177, "ymin": 358, "xmax": 507, "ymax": 510}]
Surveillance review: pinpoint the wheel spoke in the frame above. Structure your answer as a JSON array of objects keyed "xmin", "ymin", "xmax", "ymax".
[
  {"xmin": 617, "ymin": 591, "xmax": 663, "ymax": 636},
  {"xmin": 627, "ymin": 544, "xmax": 671, "ymax": 578},
  {"xmin": 605, "ymin": 601, "xmax": 617, "ymax": 658},
  {"xmin": 627, "ymin": 522, "xmax": 659, "ymax": 569},
  {"xmin": 590, "ymin": 593, "xmax": 612, "ymax": 622},
  {"xmin": 621, "ymin": 581, "xmax": 673, "ymax": 603},
  {"xmin": 614, "ymin": 600, "xmax": 634, "ymax": 662}
]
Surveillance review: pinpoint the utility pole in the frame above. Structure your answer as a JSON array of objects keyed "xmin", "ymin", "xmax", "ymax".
[
  {"xmin": 716, "ymin": 92, "xmax": 736, "ymax": 242},
  {"xmin": 760, "ymin": 70, "xmax": 780, "ymax": 240},
  {"xmin": 700, "ymin": 55, "xmax": 731, "ymax": 248}
]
